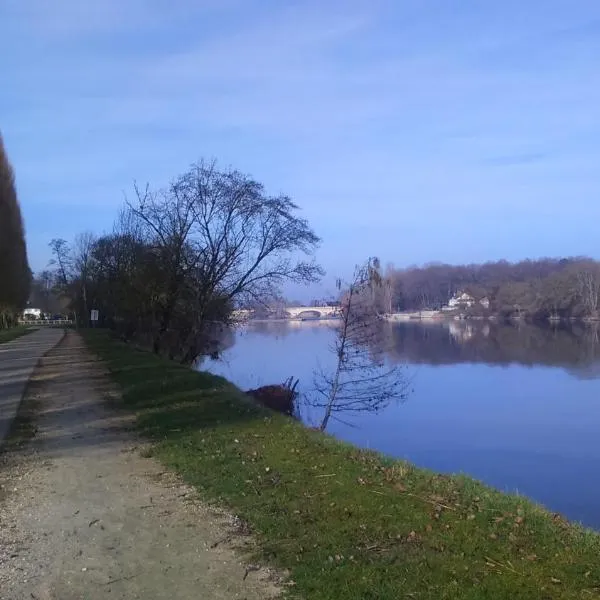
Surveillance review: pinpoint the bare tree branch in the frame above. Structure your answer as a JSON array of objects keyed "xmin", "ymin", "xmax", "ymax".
[
  {"xmin": 309, "ymin": 258, "xmax": 409, "ymax": 431},
  {"xmin": 50, "ymin": 159, "xmax": 322, "ymax": 362}
]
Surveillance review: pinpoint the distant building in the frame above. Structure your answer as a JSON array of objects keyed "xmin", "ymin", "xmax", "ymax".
[
  {"xmin": 443, "ymin": 292, "xmax": 491, "ymax": 312},
  {"xmin": 447, "ymin": 292, "xmax": 475, "ymax": 310},
  {"xmin": 22, "ymin": 307, "xmax": 42, "ymax": 319}
]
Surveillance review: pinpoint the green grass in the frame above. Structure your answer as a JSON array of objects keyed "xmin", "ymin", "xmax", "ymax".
[
  {"xmin": 0, "ymin": 326, "xmax": 35, "ymax": 344},
  {"xmin": 82, "ymin": 329, "xmax": 600, "ymax": 600}
]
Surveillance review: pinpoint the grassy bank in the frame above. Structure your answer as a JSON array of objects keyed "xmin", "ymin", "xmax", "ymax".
[
  {"xmin": 82, "ymin": 329, "xmax": 600, "ymax": 599},
  {"xmin": 0, "ymin": 326, "xmax": 34, "ymax": 344}
]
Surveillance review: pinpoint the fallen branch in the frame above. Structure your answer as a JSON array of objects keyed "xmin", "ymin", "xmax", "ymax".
[
  {"xmin": 101, "ymin": 572, "xmax": 142, "ymax": 586},
  {"xmin": 405, "ymin": 493, "xmax": 456, "ymax": 512}
]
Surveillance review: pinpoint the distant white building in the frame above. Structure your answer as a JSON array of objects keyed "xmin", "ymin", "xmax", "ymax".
[
  {"xmin": 447, "ymin": 292, "xmax": 475, "ymax": 309},
  {"xmin": 443, "ymin": 292, "xmax": 490, "ymax": 312}
]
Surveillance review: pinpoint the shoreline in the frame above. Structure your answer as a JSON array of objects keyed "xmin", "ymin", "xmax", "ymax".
[
  {"xmin": 380, "ymin": 312, "xmax": 600, "ymax": 324},
  {"xmin": 236, "ymin": 313, "xmax": 600, "ymax": 325},
  {"xmin": 82, "ymin": 329, "xmax": 600, "ymax": 599}
]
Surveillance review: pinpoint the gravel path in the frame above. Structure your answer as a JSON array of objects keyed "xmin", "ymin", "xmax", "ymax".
[{"xmin": 0, "ymin": 332, "xmax": 281, "ymax": 599}]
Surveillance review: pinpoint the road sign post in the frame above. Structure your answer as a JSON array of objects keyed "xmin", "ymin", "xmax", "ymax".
[{"xmin": 90, "ymin": 310, "xmax": 99, "ymax": 327}]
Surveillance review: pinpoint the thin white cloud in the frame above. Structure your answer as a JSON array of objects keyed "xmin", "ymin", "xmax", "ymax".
[
  {"xmin": 3, "ymin": 0, "xmax": 237, "ymax": 37},
  {"xmin": 4, "ymin": 0, "xmax": 600, "ymax": 273}
]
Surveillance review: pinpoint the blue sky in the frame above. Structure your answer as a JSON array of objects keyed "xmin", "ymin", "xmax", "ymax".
[{"xmin": 3, "ymin": 0, "xmax": 600, "ymax": 297}]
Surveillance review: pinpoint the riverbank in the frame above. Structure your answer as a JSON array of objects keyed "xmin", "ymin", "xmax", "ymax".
[
  {"xmin": 381, "ymin": 311, "xmax": 600, "ymax": 324},
  {"xmin": 82, "ymin": 329, "xmax": 600, "ymax": 599}
]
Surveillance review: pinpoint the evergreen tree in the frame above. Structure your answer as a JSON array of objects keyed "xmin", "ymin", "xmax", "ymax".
[{"xmin": 0, "ymin": 134, "xmax": 31, "ymax": 328}]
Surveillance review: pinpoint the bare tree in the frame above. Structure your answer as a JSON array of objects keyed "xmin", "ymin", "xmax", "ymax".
[
  {"xmin": 73, "ymin": 232, "xmax": 97, "ymax": 326},
  {"xmin": 30, "ymin": 270, "xmax": 62, "ymax": 315},
  {"xmin": 576, "ymin": 264, "xmax": 600, "ymax": 318},
  {"xmin": 50, "ymin": 159, "xmax": 322, "ymax": 362},
  {"xmin": 386, "ymin": 257, "xmax": 599, "ymax": 319},
  {"xmin": 49, "ymin": 238, "xmax": 76, "ymax": 321},
  {"xmin": 379, "ymin": 263, "xmax": 395, "ymax": 314},
  {"xmin": 310, "ymin": 258, "xmax": 408, "ymax": 431},
  {"xmin": 125, "ymin": 160, "xmax": 322, "ymax": 359},
  {"xmin": 49, "ymin": 239, "xmax": 72, "ymax": 288}
]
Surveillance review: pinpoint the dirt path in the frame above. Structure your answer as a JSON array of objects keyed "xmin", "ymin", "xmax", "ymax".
[{"xmin": 0, "ymin": 332, "xmax": 281, "ymax": 600}]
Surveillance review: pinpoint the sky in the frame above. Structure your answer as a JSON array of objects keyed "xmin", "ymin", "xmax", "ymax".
[{"xmin": 3, "ymin": 0, "xmax": 600, "ymax": 298}]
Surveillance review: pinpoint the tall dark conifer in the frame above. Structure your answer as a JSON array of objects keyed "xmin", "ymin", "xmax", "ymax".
[{"xmin": 0, "ymin": 134, "xmax": 30, "ymax": 328}]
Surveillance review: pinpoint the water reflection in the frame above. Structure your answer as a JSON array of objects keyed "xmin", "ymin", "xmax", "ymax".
[
  {"xmin": 379, "ymin": 320, "xmax": 600, "ymax": 378},
  {"xmin": 239, "ymin": 318, "xmax": 338, "ymax": 337},
  {"xmin": 203, "ymin": 319, "xmax": 600, "ymax": 378}
]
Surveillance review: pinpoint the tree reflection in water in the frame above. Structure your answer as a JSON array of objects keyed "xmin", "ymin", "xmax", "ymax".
[
  {"xmin": 199, "ymin": 319, "xmax": 600, "ymax": 383},
  {"xmin": 379, "ymin": 320, "xmax": 600, "ymax": 379}
]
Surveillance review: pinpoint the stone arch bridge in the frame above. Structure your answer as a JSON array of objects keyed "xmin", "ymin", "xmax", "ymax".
[
  {"xmin": 232, "ymin": 306, "xmax": 341, "ymax": 321},
  {"xmin": 284, "ymin": 306, "xmax": 341, "ymax": 319}
]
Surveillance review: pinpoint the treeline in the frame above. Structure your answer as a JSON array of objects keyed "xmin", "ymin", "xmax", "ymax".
[
  {"xmin": 49, "ymin": 160, "xmax": 321, "ymax": 362},
  {"xmin": 387, "ymin": 258, "xmax": 600, "ymax": 320},
  {"xmin": 28, "ymin": 271, "xmax": 65, "ymax": 316},
  {"xmin": 0, "ymin": 134, "xmax": 30, "ymax": 329}
]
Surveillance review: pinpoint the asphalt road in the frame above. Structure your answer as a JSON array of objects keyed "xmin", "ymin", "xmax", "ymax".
[{"xmin": 0, "ymin": 328, "xmax": 64, "ymax": 444}]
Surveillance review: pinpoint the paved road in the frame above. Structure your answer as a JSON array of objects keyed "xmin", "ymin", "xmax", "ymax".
[{"xmin": 0, "ymin": 328, "xmax": 64, "ymax": 444}]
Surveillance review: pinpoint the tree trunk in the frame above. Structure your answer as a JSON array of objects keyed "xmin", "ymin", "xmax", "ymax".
[{"xmin": 319, "ymin": 289, "xmax": 353, "ymax": 431}]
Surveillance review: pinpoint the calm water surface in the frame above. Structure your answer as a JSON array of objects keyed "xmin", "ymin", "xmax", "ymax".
[{"xmin": 197, "ymin": 320, "xmax": 600, "ymax": 528}]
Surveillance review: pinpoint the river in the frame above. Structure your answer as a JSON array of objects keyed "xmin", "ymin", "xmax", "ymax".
[{"xmin": 196, "ymin": 319, "xmax": 600, "ymax": 529}]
